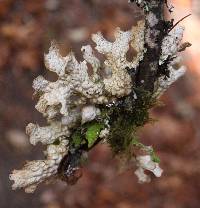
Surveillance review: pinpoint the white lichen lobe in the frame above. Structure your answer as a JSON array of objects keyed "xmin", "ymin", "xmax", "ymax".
[
  {"xmin": 10, "ymin": 139, "xmax": 68, "ymax": 193},
  {"xmin": 159, "ymin": 26, "xmax": 185, "ymax": 65},
  {"xmin": 156, "ymin": 26, "xmax": 187, "ymax": 97},
  {"xmin": 134, "ymin": 155, "xmax": 163, "ymax": 183}
]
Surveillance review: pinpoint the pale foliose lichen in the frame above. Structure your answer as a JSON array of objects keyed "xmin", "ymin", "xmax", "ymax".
[
  {"xmin": 10, "ymin": 11, "xmax": 187, "ymax": 192},
  {"xmin": 155, "ymin": 26, "xmax": 186, "ymax": 97},
  {"xmin": 159, "ymin": 26, "xmax": 185, "ymax": 65},
  {"xmin": 134, "ymin": 155, "xmax": 163, "ymax": 183},
  {"xmin": 10, "ymin": 139, "xmax": 68, "ymax": 193}
]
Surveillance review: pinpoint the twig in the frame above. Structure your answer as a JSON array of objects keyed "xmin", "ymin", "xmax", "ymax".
[{"xmin": 168, "ymin": 14, "xmax": 191, "ymax": 32}]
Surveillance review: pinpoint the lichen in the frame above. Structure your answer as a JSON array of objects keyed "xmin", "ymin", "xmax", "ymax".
[
  {"xmin": 10, "ymin": 5, "xmax": 188, "ymax": 192},
  {"xmin": 134, "ymin": 155, "xmax": 163, "ymax": 183},
  {"xmin": 10, "ymin": 139, "xmax": 68, "ymax": 193}
]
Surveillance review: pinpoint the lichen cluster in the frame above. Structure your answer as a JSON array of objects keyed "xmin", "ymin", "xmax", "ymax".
[{"xmin": 10, "ymin": 11, "xmax": 187, "ymax": 192}]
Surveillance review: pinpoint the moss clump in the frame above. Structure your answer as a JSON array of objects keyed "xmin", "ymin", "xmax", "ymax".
[
  {"xmin": 131, "ymin": 138, "xmax": 160, "ymax": 163},
  {"xmin": 108, "ymin": 116, "xmax": 137, "ymax": 154},
  {"xmin": 72, "ymin": 131, "xmax": 84, "ymax": 148},
  {"xmin": 130, "ymin": 88, "xmax": 157, "ymax": 126},
  {"xmin": 149, "ymin": 148, "xmax": 160, "ymax": 163},
  {"xmin": 107, "ymin": 88, "xmax": 157, "ymax": 155},
  {"xmin": 69, "ymin": 88, "xmax": 158, "ymax": 157}
]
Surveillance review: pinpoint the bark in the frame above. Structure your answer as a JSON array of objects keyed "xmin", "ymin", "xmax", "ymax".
[{"xmin": 134, "ymin": 0, "xmax": 167, "ymax": 92}]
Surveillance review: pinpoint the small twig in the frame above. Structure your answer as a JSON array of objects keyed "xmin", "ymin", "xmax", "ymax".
[{"xmin": 168, "ymin": 14, "xmax": 191, "ymax": 32}]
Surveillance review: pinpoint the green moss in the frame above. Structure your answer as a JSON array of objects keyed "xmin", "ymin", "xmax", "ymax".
[
  {"xmin": 131, "ymin": 88, "xmax": 156, "ymax": 125},
  {"xmin": 72, "ymin": 131, "xmax": 83, "ymax": 148},
  {"xmin": 85, "ymin": 122, "xmax": 104, "ymax": 148},
  {"xmin": 131, "ymin": 137, "xmax": 145, "ymax": 148},
  {"xmin": 132, "ymin": 138, "xmax": 160, "ymax": 163},
  {"xmin": 149, "ymin": 148, "xmax": 160, "ymax": 163},
  {"xmin": 106, "ymin": 88, "xmax": 157, "ymax": 155},
  {"xmin": 108, "ymin": 116, "xmax": 136, "ymax": 154}
]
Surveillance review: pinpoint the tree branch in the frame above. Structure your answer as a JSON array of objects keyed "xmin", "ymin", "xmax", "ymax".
[{"xmin": 134, "ymin": 0, "xmax": 167, "ymax": 92}]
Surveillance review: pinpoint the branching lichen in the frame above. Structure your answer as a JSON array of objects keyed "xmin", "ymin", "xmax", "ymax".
[{"xmin": 10, "ymin": 0, "xmax": 190, "ymax": 193}]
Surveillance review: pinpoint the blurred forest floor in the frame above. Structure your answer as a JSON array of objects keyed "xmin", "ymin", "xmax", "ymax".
[{"xmin": 1, "ymin": 0, "xmax": 200, "ymax": 208}]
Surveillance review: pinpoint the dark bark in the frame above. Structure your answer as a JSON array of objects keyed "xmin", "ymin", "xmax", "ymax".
[{"xmin": 134, "ymin": 0, "xmax": 167, "ymax": 92}]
